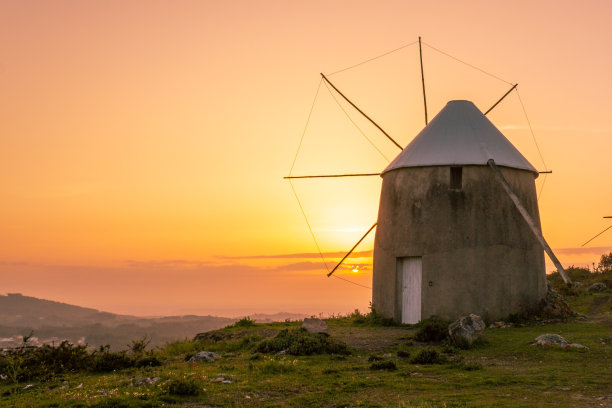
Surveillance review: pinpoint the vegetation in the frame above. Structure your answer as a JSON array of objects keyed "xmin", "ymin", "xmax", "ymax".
[
  {"xmin": 0, "ymin": 259, "xmax": 610, "ymax": 407},
  {"xmin": 255, "ymin": 328, "xmax": 350, "ymax": 356}
]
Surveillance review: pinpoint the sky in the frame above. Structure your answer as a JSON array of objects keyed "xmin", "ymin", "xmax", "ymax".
[{"xmin": 1, "ymin": 0, "xmax": 611, "ymax": 316}]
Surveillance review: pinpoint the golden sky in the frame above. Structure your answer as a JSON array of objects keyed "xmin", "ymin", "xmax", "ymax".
[{"xmin": 1, "ymin": 0, "xmax": 611, "ymax": 316}]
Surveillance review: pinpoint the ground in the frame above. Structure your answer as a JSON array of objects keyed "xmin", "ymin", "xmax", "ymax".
[{"xmin": 1, "ymin": 270, "xmax": 611, "ymax": 407}]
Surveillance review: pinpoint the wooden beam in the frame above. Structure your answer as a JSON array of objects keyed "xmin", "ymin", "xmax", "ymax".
[
  {"xmin": 284, "ymin": 173, "xmax": 380, "ymax": 179},
  {"xmin": 487, "ymin": 159, "xmax": 572, "ymax": 286},
  {"xmin": 321, "ymin": 73, "xmax": 403, "ymax": 151},
  {"xmin": 327, "ymin": 223, "xmax": 377, "ymax": 277},
  {"xmin": 419, "ymin": 36, "xmax": 428, "ymax": 125},
  {"xmin": 484, "ymin": 83, "xmax": 518, "ymax": 116}
]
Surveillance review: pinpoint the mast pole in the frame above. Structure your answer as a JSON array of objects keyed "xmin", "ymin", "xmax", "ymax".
[{"xmin": 419, "ymin": 36, "xmax": 428, "ymax": 125}]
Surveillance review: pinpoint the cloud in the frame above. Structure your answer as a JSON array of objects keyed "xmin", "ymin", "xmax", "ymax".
[
  {"xmin": 554, "ymin": 246, "xmax": 612, "ymax": 256},
  {"xmin": 216, "ymin": 249, "xmax": 373, "ymax": 260}
]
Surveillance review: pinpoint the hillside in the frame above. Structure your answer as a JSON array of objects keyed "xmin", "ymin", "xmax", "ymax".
[{"xmin": 0, "ymin": 294, "xmax": 303, "ymax": 350}]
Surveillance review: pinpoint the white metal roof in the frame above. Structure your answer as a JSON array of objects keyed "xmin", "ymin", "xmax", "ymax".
[{"xmin": 382, "ymin": 100, "xmax": 538, "ymax": 176}]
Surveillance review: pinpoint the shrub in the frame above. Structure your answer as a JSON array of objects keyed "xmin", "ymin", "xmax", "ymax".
[
  {"xmin": 90, "ymin": 345, "xmax": 134, "ymax": 373},
  {"xmin": 135, "ymin": 356, "xmax": 162, "ymax": 368},
  {"xmin": 229, "ymin": 317, "xmax": 256, "ymax": 328},
  {"xmin": 164, "ymin": 378, "xmax": 202, "ymax": 396},
  {"xmin": 351, "ymin": 304, "xmax": 397, "ymax": 327},
  {"xmin": 255, "ymin": 329, "xmax": 350, "ymax": 356},
  {"xmin": 397, "ymin": 349, "xmax": 411, "ymax": 358},
  {"xmin": 413, "ymin": 316, "xmax": 450, "ymax": 343},
  {"xmin": 410, "ymin": 348, "xmax": 446, "ymax": 365},
  {"xmin": 369, "ymin": 360, "xmax": 397, "ymax": 371}
]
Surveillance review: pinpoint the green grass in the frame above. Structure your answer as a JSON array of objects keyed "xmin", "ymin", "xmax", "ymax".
[{"xmin": 2, "ymin": 271, "xmax": 610, "ymax": 407}]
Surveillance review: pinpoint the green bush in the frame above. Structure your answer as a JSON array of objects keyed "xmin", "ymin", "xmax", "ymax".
[
  {"xmin": 410, "ymin": 348, "xmax": 446, "ymax": 364},
  {"xmin": 255, "ymin": 329, "xmax": 350, "ymax": 356},
  {"xmin": 229, "ymin": 317, "xmax": 256, "ymax": 328},
  {"xmin": 397, "ymin": 349, "xmax": 411, "ymax": 358},
  {"xmin": 369, "ymin": 360, "xmax": 397, "ymax": 371},
  {"xmin": 350, "ymin": 304, "xmax": 397, "ymax": 326},
  {"xmin": 164, "ymin": 378, "xmax": 202, "ymax": 396},
  {"xmin": 90, "ymin": 345, "xmax": 134, "ymax": 373},
  {"xmin": 413, "ymin": 316, "xmax": 450, "ymax": 343}
]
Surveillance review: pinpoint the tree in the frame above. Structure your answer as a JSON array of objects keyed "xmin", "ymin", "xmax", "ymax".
[{"xmin": 598, "ymin": 252, "xmax": 612, "ymax": 272}]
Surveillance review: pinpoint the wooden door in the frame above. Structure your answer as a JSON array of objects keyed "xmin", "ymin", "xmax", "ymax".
[{"xmin": 399, "ymin": 257, "xmax": 422, "ymax": 324}]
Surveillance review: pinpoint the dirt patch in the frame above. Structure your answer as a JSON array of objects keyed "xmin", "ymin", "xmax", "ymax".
[{"xmin": 330, "ymin": 327, "xmax": 414, "ymax": 351}]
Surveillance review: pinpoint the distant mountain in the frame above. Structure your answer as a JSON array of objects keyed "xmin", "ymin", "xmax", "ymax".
[{"xmin": 0, "ymin": 293, "xmax": 307, "ymax": 350}]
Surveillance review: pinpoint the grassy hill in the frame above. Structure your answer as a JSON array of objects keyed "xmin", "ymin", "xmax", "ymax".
[{"xmin": 1, "ymin": 269, "xmax": 610, "ymax": 407}]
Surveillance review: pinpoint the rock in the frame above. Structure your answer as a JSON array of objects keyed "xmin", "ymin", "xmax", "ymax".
[
  {"xmin": 532, "ymin": 333, "xmax": 569, "ymax": 347},
  {"xmin": 302, "ymin": 317, "xmax": 329, "ymax": 335},
  {"xmin": 188, "ymin": 351, "xmax": 222, "ymax": 363},
  {"xmin": 588, "ymin": 282, "xmax": 608, "ymax": 293},
  {"xmin": 448, "ymin": 314, "xmax": 485, "ymax": 348},
  {"xmin": 539, "ymin": 281, "xmax": 576, "ymax": 318},
  {"xmin": 531, "ymin": 334, "xmax": 589, "ymax": 350}
]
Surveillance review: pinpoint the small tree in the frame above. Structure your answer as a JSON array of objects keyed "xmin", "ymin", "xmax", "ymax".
[{"xmin": 599, "ymin": 252, "xmax": 612, "ymax": 272}]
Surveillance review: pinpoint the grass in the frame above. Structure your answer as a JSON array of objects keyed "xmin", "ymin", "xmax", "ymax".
[{"xmin": 1, "ymin": 271, "xmax": 610, "ymax": 407}]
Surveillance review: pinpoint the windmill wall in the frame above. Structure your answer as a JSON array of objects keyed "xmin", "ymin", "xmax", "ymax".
[{"xmin": 372, "ymin": 165, "xmax": 547, "ymax": 322}]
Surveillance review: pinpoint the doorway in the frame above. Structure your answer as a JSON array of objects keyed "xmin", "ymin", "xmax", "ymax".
[{"xmin": 397, "ymin": 257, "xmax": 422, "ymax": 324}]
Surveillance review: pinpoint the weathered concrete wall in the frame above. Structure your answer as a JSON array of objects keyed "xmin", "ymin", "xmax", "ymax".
[{"xmin": 372, "ymin": 165, "xmax": 546, "ymax": 322}]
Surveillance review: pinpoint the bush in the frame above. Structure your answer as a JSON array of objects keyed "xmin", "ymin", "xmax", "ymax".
[
  {"xmin": 351, "ymin": 304, "xmax": 397, "ymax": 327},
  {"xmin": 413, "ymin": 316, "xmax": 450, "ymax": 343},
  {"xmin": 369, "ymin": 360, "xmax": 397, "ymax": 371},
  {"xmin": 410, "ymin": 348, "xmax": 446, "ymax": 365},
  {"xmin": 255, "ymin": 329, "xmax": 350, "ymax": 356},
  {"xmin": 164, "ymin": 378, "xmax": 202, "ymax": 396},
  {"xmin": 0, "ymin": 340, "xmax": 90, "ymax": 382},
  {"xmin": 397, "ymin": 349, "xmax": 411, "ymax": 358},
  {"xmin": 90, "ymin": 345, "xmax": 134, "ymax": 373},
  {"xmin": 229, "ymin": 317, "xmax": 256, "ymax": 328}
]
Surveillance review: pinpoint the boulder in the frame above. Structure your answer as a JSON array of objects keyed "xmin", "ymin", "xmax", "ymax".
[
  {"xmin": 302, "ymin": 317, "xmax": 329, "ymax": 335},
  {"xmin": 448, "ymin": 314, "xmax": 485, "ymax": 348},
  {"xmin": 531, "ymin": 334, "xmax": 589, "ymax": 350},
  {"xmin": 588, "ymin": 282, "xmax": 608, "ymax": 293},
  {"xmin": 531, "ymin": 333, "xmax": 569, "ymax": 347},
  {"xmin": 188, "ymin": 351, "xmax": 222, "ymax": 363},
  {"xmin": 539, "ymin": 281, "xmax": 576, "ymax": 318}
]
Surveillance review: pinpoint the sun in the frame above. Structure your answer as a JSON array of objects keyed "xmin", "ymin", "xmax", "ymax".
[{"xmin": 352, "ymin": 266, "xmax": 359, "ymax": 273}]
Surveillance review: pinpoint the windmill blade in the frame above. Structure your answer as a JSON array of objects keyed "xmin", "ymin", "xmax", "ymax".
[
  {"xmin": 604, "ymin": 216, "xmax": 612, "ymax": 218},
  {"xmin": 327, "ymin": 223, "xmax": 377, "ymax": 277},
  {"xmin": 487, "ymin": 159, "xmax": 572, "ymax": 285},
  {"xmin": 320, "ymin": 73, "xmax": 404, "ymax": 151},
  {"xmin": 582, "ymin": 225, "xmax": 612, "ymax": 247},
  {"xmin": 284, "ymin": 173, "xmax": 380, "ymax": 179},
  {"xmin": 484, "ymin": 83, "xmax": 518, "ymax": 116}
]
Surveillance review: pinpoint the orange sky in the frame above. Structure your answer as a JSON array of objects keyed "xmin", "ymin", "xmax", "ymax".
[{"xmin": 1, "ymin": 1, "xmax": 611, "ymax": 316}]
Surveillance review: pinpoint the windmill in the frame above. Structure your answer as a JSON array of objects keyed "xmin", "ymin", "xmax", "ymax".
[{"xmin": 286, "ymin": 38, "xmax": 571, "ymax": 323}]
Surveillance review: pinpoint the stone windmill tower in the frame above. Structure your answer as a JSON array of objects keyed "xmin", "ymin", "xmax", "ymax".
[
  {"xmin": 286, "ymin": 39, "xmax": 571, "ymax": 324},
  {"xmin": 373, "ymin": 100, "xmax": 550, "ymax": 323}
]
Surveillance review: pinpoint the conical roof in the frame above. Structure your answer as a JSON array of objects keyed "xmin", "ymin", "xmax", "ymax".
[{"xmin": 382, "ymin": 100, "xmax": 538, "ymax": 176}]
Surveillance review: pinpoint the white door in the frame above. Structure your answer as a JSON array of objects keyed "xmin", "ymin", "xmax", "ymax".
[{"xmin": 399, "ymin": 257, "xmax": 422, "ymax": 324}]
